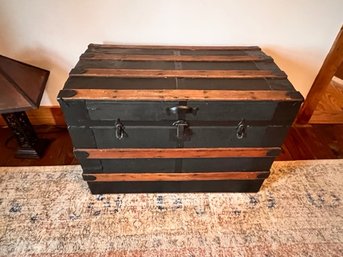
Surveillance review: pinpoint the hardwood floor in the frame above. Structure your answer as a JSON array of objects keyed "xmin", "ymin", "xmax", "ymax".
[
  {"xmin": 276, "ymin": 125, "xmax": 343, "ymax": 161},
  {"xmin": 309, "ymin": 78, "xmax": 343, "ymax": 124},
  {"xmin": 0, "ymin": 126, "xmax": 78, "ymax": 166},
  {"xmin": 0, "ymin": 124, "xmax": 342, "ymax": 166}
]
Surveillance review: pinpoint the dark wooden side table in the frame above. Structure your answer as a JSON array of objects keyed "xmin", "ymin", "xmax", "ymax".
[{"xmin": 0, "ymin": 55, "xmax": 50, "ymax": 158}]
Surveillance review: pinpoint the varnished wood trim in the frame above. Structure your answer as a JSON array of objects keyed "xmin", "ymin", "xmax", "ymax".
[
  {"xmin": 336, "ymin": 63, "xmax": 343, "ymax": 80},
  {"xmin": 82, "ymin": 171, "xmax": 270, "ymax": 182},
  {"xmin": 80, "ymin": 53, "xmax": 272, "ymax": 62},
  {"xmin": 296, "ymin": 26, "xmax": 343, "ymax": 124},
  {"xmin": 88, "ymin": 44, "xmax": 260, "ymax": 51},
  {"xmin": 61, "ymin": 89, "xmax": 302, "ymax": 101},
  {"xmin": 75, "ymin": 147, "xmax": 280, "ymax": 159},
  {"xmin": 70, "ymin": 68, "xmax": 285, "ymax": 79}
]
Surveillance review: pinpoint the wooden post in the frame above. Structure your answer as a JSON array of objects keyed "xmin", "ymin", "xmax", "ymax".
[{"xmin": 296, "ymin": 26, "xmax": 343, "ymax": 124}]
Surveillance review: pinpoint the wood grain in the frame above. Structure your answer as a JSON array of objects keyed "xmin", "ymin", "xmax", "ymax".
[
  {"xmin": 88, "ymin": 44, "xmax": 260, "ymax": 51},
  {"xmin": 61, "ymin": 89, "xmax": 302, "ymax": 101},
  {"xmin": 75, "ymin": 147, "xmax": 280, "ymax": 159},
  {"xmin": 310, "ymin": 111, "xmax": 343, "ymax": 124},
  {"xmin": 312, "ymin": 124, "xmax": 343, "ymax": 158},
  {"xmin": 82, "ymin": 171, "xmax": 270, "ymax": 182},
  {"xmin": 281, "ymin": 127, "xmax": 314, "ymax": 160},
  {"xmin": 70, "ymin": 68, "xmax": 286, "ymax": 79},
  {"xmin": 293, "ymin": 125, "xmax": 337, "ymax": 159},
  {"xmin": 309, "ymin": 80, "xmax": 343, "ymax": 124},
  {"xmin": 80, "ymin": 53, "xmax": 272, "ymax": 62},
  {"xmin": 336, "ymin": 63, "xmax": 343, "ymax": 80},
  {"xmin": 296, "ymin": 26, "xmax": 343, "ymax": 124}
]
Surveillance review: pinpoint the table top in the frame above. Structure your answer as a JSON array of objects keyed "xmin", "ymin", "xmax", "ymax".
[{"xmin": 0, "ymin": 55, "xmax": 49, "ymax": 114}]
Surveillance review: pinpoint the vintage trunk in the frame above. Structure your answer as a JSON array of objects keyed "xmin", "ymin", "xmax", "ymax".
[{"xmin": 58, "ymin": 44, "xmax": 303, "ymax": 194}]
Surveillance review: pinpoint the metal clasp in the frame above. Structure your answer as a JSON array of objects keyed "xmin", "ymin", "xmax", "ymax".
[
  {"xmin": 172, "ymin": 120, "xmax": 189, "ymax": 140},
  {"xmin": 115, "ymin": 119, "xmax": 127, "ymax": 140},
  {"xmin": 236, "ymin": 119, "xmax": 247, "ymax": 139}
]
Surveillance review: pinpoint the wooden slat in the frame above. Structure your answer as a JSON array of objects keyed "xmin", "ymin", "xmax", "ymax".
[
  {"xmin": 89, "ymin": 44, "xmax": 260, "ymax": 51},
  {"xmin": 61, "ymin": 89, "xmax": 302, "ymax": 101},
  {"xmin": 70, "ymin": 68, "xmax": 285, "ymax": 79},
  {"xmin": 82, "ymin": 171, "xmax": 270, "ymax": 182},
  {"xmin": 296, "ymin": 26, "xmax": 343, "ymax": 124},
  {"xmin": 75, "ymin": 147, "xmax": 280, "ymax": 159},
  {"xmin": 80, "ymin": 53, "xmax": 272, "ymax": 62}
]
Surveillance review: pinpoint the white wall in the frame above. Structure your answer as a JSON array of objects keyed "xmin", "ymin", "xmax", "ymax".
[{"xmin": 0, "ymin": 0, "xmax": 342, "ymax": 105}]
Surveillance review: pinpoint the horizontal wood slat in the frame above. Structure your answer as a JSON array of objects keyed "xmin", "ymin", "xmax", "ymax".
[
  {"xmin": 80, "ymin": 53, "xmax": 272, "ymax": 62},
  {"xmin": 75, "ymin": 147, "xmax": 280, "ymax": 159},
  {"xmin": 70, "ymin": 69, "xmax": 285, "ymax": 79},
  {"xmin": 82, "ymin": 171, "xmax": 270, "ymax": 182},
  {"xmin": 89, "ymin": 44, "xmax": 260, "ymax": 51},
  {"xmin": 60, "ymin": 89, "xmax": 302, "ymax": 101}
]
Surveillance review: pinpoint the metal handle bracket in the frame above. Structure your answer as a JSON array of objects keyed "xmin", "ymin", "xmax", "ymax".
[{"xmin": 166, "ymin": 105, "xmax": 198, "ymax": 116}]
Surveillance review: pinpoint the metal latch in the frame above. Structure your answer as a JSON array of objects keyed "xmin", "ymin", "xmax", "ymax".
[
  {"xmin": 172, "ymin": 120, "xmax": 189, "ymax": 140},
  {"xmin": 115, "ymin": 119, "xmax": 128, "ymax": 140},
  {"xmin": 236, "ymin": 119, "xmax": 247, "ymax": 139}
]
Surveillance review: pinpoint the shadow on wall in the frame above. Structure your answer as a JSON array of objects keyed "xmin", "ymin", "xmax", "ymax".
[
  {"xmin": 263, "ymin": 46, "xmax": 323, "ymax": 98},
  {"xmin": 0, "ymin": 8, "xmax": 68, "ymax": 105}
]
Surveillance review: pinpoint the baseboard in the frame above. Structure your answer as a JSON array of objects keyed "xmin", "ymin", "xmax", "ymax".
[{"xmin": 0, "ymin": 106, "xmax": 66, "ymax": 126}]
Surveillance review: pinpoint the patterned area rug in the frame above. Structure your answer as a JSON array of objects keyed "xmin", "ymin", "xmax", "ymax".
[{"xmin": 0, "ymin": 160, "xmax": 342, "ymax": 257}]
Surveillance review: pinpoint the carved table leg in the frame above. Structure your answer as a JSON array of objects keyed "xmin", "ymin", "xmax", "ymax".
[{"xmin": 1, "ymin": 111, "xmax": 50, "ymax": 158}]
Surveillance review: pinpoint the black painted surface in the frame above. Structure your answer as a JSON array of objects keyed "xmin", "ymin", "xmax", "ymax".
[
  {"xmin": 77, "ymin": 157, "xmax": 275, "ymax": 173},
  {"xmin": 64, "ymin": 77, "xmax": 177, "ymax": 90},
  {"xmin": 79, "ymin": 159, "xmax": 102, "ymax": 172},
  {"xmin": 73, "ymin": 125, "xmax": 289, "ymax": 148},
  {"xmin": 87, "ymin": 179, "xmax": 265, "ymax": 194},
  {"xmin": 68, "ymin": 126, "xmax": 96, "ymax": 148},
  {"xmin": 60, "ymin": 99, "xmax": 301, "ymax": 126},
  {"xmin": 58, "ymin": 98, "xmax": 89, "ymax": 126},
  {"xmin": 85, "ymin": 100, "xmax": 300, "ymax": 124}
]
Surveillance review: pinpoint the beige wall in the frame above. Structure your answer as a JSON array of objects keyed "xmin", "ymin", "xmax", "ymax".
[{"xmin": 0, "ymin": 0, "xmax": 342, "ymax": 105}]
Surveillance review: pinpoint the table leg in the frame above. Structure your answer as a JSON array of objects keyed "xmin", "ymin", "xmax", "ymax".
[{"xmin": 1, "ymin": 111, "xmax": 49, "ymax": 158}]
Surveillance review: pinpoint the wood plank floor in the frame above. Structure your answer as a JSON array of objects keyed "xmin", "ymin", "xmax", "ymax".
[
  {"xmin": 0, "ymin": 124, "xmax": 342, "ymax": 166},
  {"xmin": 276, "ymin": 125, "xmax": 343, "ymax": 160},
  {"xmin": 0, "ymin": 126, "xmax": 78, "ymax": 166},
  {"xmin": 309, "ymin": 78, "xmax": 343, "ymax": 124}
]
